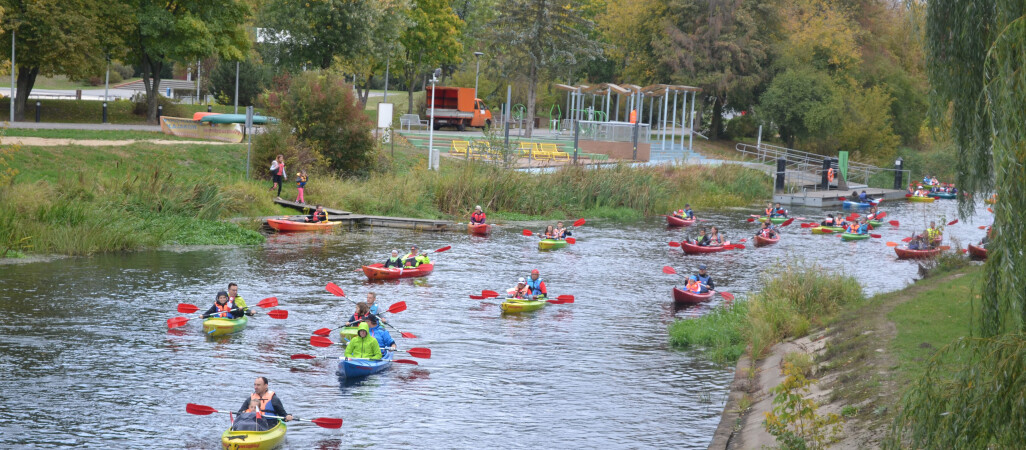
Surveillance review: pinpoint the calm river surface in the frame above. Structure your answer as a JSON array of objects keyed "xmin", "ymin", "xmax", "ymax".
[{"xmin": 0, "ymin": 199, "xmax": 987, "ymax": 448}]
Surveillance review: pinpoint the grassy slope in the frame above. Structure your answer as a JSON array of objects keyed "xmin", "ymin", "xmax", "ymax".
[
  {"xmin": 0, "ymin": 98, "xmax": 245, "ymax": 125},
  {"xmin": 3, "ymin": 128, "xmax": 208, "ymax": 141}
]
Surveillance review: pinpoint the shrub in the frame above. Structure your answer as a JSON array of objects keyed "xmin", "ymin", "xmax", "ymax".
[
  {"xmin": 725, "ymin": 113, "xmax": 759, "ymax": 140},
  {"xmin": 112, "ymin": 62, "xmax": 135, "ymax": 80},
  {"xmin": 250, "ymin": 124, "xmax": 326, "ymax": 181}
]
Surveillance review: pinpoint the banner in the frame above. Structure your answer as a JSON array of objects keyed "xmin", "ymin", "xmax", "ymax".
[
  {"xmin": 838, "ymin": 151, "xmax": 849, "ymax": 181},
  {"xmin": 160, "ymin": 117, "xmax": 245, "ymax": 143}
]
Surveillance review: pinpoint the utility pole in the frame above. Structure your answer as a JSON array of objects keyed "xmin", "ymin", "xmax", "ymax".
[{"xmin": 234, "ymin": 61, "xmax": 240, "ymax": 114}]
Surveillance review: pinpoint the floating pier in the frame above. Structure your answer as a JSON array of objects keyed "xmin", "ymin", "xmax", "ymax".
[
  {"xmin": 268, "ymin": 199, "xmax": 454, "ymax": 232},
  {"xmin": 773, "ymin": 188, "xmax": 908, "ymax": 207}
]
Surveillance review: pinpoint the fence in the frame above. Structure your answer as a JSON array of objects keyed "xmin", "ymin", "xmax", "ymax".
[{"xmin": 735, "ymin": 142, "xmax": 909, "ymax": 191}]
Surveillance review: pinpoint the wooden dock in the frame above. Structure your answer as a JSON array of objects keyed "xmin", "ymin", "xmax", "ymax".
[
  {"xmin": 773, "ymin": 188, "xmax": 908, "ymax": 208},
  {"xmin": 270, "ymin": 199, "xmax": 453, "ymax": 231}
]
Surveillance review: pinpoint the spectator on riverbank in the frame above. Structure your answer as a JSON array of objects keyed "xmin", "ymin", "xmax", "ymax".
[{"xmin": 270, "ymin": 155, "xmax": 286, "ymax": 199}]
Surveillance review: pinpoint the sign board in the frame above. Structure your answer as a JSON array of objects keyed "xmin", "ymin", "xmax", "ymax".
[
  {"xmin": 160, "ymin": 117, "xmax": 244, "ymax": 143},
  {"xmin": 838, "ymin": 151, "xmax": 849, "ymax": 181},
  {"xmin": 377, "ymin": 103, "xmax": 394, "ymax": 129},
  {"xmin": 245, "ymin": 106, "xmax": 254, "ymax": 132}
]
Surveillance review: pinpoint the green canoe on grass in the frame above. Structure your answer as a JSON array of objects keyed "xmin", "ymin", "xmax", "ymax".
[{"xmin": 199, "ymin": 114, "xmax": 279, "ymax": 125}]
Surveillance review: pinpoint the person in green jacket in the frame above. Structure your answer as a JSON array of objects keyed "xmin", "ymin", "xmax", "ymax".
[
  {"xmin": 344, "ymin": 322, "xmax": 382, "ymax": 360},
  {"xmin": 403, "ymin": 245, "xmax": 431, "ymax": 268}
]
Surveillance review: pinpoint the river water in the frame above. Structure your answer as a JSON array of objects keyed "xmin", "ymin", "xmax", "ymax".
[{"xmin": 0, "ymin": 199, "xmax": 987, "ymax": 448}]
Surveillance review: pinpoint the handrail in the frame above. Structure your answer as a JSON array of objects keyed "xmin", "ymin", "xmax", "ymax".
[{"xmin": 734, "ymin": 142, "xmax": 909, "ymax": 191}]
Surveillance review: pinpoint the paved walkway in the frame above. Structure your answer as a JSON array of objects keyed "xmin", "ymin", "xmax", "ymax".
[{"xmin": 5, "ymin": 121, "xmax": 161, "ymax": 132}]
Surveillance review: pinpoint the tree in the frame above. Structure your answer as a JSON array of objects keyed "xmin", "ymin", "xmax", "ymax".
[
  {"xmin": 398, "ymin": 0, "xmax": 464, "ymax": 114},
  {"xmin": 258, "ymin": 0, "xmax": 381, "ymax": 71},
  {"xmin": 124, "ymin": 0, "xmax": 250, "ymax": 123},
  {"xmin": 600, "ymin": 0, "xmax": 667, "ymax": 84},
  {"xmin": 490, "ymin": 0, "xmax": 602, "ymax": 137},
  {"xmin": 336, "ymin": 0, "xmax": 410, "ymax": 106},
  {"xmin": 0, "ymin": 0, "xmax": 102, "ymax": 121},
  {"xmin": 759, "ymin": 67, "xmax": 841, "ymax": 148},
  {"xmin": 208, "ymin": 56, "xmax": 269, "ymax": 108}
]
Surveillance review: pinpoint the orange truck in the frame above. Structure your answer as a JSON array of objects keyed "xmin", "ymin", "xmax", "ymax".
[{"xmin": 425, "ymin": 86, "xmax": 493, "ymax": 131}]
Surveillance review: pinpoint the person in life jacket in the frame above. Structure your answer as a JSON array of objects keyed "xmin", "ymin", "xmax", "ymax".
[
  {"xmin": 203, "ymin": 291, "xmax": 242, "ymax": 319},
  {"xmin": 926, "ymin": 221, "xmax": 941, "ymax": 247},
  {"xmin": 685, "ymin": 275, "xmax": 703, "ymax": 294},
  {"xmin": 383, "ymin": 249, "xmax": 403, "ymax": 268},
  {"xmin": 542, "ymin": 225, "xmax": 557, "ymax": 239},
  {"xmin": 856, "ymin": 218, "xmax": 869, "ymax": 235},
  {"xmin": 403, "ymin": 245, "xmax": 430, "ymax": 267},
  {"xmin": 764, "ymin": 202, "xmax": 774, "ymax": 217},
  {"xmin": 913, "ymin": 186, "xmax": 926, "ymax": 197},
  {"xmin": 554, "ymin": 221, "xmax": 571, "ymax": 240},
  {"xmin": 694, "ymin": 228, "xmax": 711, "ymax": 246},
  {"xmin": 306, "ymin": 205, "xmax": 327, "ymax": 223},
  {"xmin": 510, "ymin": 278, "xmax": 532, "ymax": 299},
  {"xmin": 236, "ymin": 376, "xmax": 292, "ymax": 424},
  {"xmin": 770, "ymin": 203, "xmax": 788, "ymax": 218},
  {"xmin": 366, "ymin": 315, "xmax": 396, "ymax": 352},
  {"xmin": 845, "ymin": 221, "xmax": 859, "ymax": 234},
  {"xmin": 821, "ymin": 214, "xmax": 836, "ymax": 226},
  {"xmin": 695, "ymin": 265, "xmax": 715, "ymax": 293},
  {"xmin": 866, "ymin": 206, "xmax": 879, "ymax": 221},
  {"xmin": 682, "ymin": 204, "xmax": 695, "ymax": 220},
  {"xmin": 708, "ymin": 226, "xmax": 725, "ymax": 245},
  {"xmin": 344, "ymin": 302, "xmax": 371, "ymax": 327},
  {"xmin": 470, "ymin": 205, "xmax": 486, "ymax": 224},
  {"xmin": 757, "ymin": 222, "xmax": 777, "ymax": 239},
  {"xmin": 859, "ymin": 191, "xmax": 869, "ymax": 203},
  {"xmin": 672, "ymin": 209, "xmax": 685, "ymax": 219},
  {"xmin": 227, "ymin": 282, "xmax": 255, "ymax": 317},
  {"xmin": 526, "ymin": 269, "xmax": 547, "ymax": 299},
  {"xmin": 344, "ymin": 322, "xmax": 383, "ymax": 360}
]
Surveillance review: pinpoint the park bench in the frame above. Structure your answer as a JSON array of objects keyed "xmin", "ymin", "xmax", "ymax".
[
  {"xmin": 400, "ymin": 114, "xmax": 429, "ymax": 131},
  {"xmin": 450, "ymin": 140, "xmax": 470, "ymax": 157}
]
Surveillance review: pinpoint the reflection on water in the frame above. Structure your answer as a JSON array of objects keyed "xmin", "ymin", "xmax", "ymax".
[{"xmin": 0, "ymin": 199, "xmax": 987, "ymax": 447}]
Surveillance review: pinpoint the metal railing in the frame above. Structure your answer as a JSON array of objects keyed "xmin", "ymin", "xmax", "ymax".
[
  {"xmin": 735, "ymin": 142, "xmax": 909, "ymax": 191},
  {"xmin": 573, "ymin": 120, "xmax": 651, "ymax": 143}
]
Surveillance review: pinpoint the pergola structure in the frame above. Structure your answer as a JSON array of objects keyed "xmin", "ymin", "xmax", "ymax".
[{"xmin": 553, "ymin": 83, "xmax": 703, "ymax": 151}]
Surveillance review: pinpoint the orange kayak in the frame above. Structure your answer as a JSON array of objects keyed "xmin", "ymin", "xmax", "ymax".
[
  {"xmin": 361, "ymin": 263, "xmax": 434, "ymax": 280},
  {"xmin": 467, "ymin": 223, "xmax": 491, "ymax": 236},
  {"xmin": 266, "ymin": 218, "xmax": 340, "ymax": 232}
]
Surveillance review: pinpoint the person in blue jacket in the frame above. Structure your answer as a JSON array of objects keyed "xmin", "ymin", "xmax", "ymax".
[
  {"xmin": 366, "ymin": 315, "xmax": 396, "ymax": 352},
  {"xmin": 856, "ymin": 218, "xmax": 869, "ymax": 235},
  {"xmin": 694, "ymin": 264, "xmax": 715, "ymax": 293}
]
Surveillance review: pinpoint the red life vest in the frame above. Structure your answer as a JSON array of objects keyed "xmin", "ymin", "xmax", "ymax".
[
  {"xmin": 686, "ymin": 279, "xmax": 701, "ymax": 293},
  {"xmin": 471, "ymin": 211, "xmax": 486, "ymax": 223},
  {"xmin": 276, "ymin": 162, "xmax": 284, "ymax": 176},
  {"xmin": 246, "ymin": 390, "xmax": 275, "ymax": 418}
]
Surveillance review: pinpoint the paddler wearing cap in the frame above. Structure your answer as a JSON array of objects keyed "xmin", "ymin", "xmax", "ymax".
[
  {"xmin": 511, "ymin": 277, "xmax": 532, "ymax": 299},
  {"xmin": 470, "ymin": 205, "xmax": 486, "ymax": 224},
  {"xmin": 383, "ymin": 249, "xmax": 403, "ymax": 268},
  {"xmin": 526, "ymin": 269, "xmax": 547, "ymax": 299},
  {"xmin": 403, "ymin": 245, "xmax": 431, "ymax": 268},
  {"xmin": 694, "ymin": 265, "xmax": 715, "ymax": 293}
]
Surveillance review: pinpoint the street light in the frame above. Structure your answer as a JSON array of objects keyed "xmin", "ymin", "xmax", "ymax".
[
  {"xmin": 428, "ymin": 68, "xmax": 441, "ymax": 170},
  {"xmin": 473, "ymin": 52, "xmax": 484, "ymax": 99}
]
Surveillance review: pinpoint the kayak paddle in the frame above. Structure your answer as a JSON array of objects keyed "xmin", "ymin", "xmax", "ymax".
[
  {"xmin": 838, "ymin": 197, "xmax": 847, "ymax": 201},
  {"xmin": 902, "ymin": 237, "xmax": 913, "ymax": 243},
  {"xmin": 186, "ymin": 403, "xmax": 343, "ymax": 429},
  {"xmin": 886, "ymin": 242, "xmax": 898, "ymax": 247},
  {"xmin": 780, "ymin": 218, "xmax": 795, "ymax": 227},
  {"xmin": 573, "ymin": 218, "xmax": 586, "ymax": 227},
  {"xmin": 311, "ymin": 302, "xmax": 406, "ymax": 337},
  {"xmin": 988, "ymin": 207, "xmax": 994, "ymax": 213},
  {"xmin": 176, "ymin": 297, "xmax": 279, "ymax": 313},
  {"xmin": 392, "ymin": 347, "xmax": 432, "ymax": 359},
  {"xmin": 948, "ymin": 219, "xmax": 959, "ymax": 225},
  {"xmin": 431, "ymin": 245, "xmax": 452, "ymax": 253},
  {"xmin": 565, "ymin": 237, "xmax": 576, "ymax": 244},
  {"xmin": 746, "ymin": 217, "xmax": 756, "ymax": 222},
  {"xmin": 310, "ymin": 336, "xmax": 335, "ymax": 347},
  {"xmin": 889, "ymin": 220, "xmax": 901, "ymax": 227},
  {"xmin": 668, "ymin": 241, "xmax": 681, "ymax": 247},
  {"xmin": 289, "ymin": 354, "xmax": 419, "ymax": 365},
  {"xmin": 522, "ymin": 229, "xmax": 533, "ymax": 236},
  {"xmin": 167, "ymin": 302, "xmax": 287, "ymax": 329},
  {"xmin": 877, "ymin": 212, "xmax": 888, "ymax": 219}
]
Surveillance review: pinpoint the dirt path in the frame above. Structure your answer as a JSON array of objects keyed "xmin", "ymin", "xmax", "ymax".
[{"xmin": 6, "ymin": 137, "xmax": 237, "ymax": 147}]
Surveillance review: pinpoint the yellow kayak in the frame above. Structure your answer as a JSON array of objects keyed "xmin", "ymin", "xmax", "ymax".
[
  {"xmin": 221, "ymin": 420, "xmax": 286, "ymax": 450},
  {"xmin": 203, "ymin": 316, "xmax": 248, "ymax": 337}
]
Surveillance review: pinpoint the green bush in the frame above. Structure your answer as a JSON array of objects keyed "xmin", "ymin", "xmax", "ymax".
[{"xmin": 725, "ymin": 113, "xmax": 759, "ymax": 140}]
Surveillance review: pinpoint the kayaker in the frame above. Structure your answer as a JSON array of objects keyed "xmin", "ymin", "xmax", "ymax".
[
  {"xmin": 931, "ymin": 176, "xmax": 939, "ymax": 186},
  {"xmin": 708, "ymin": 226, "xmax": 725, "ymax": 245},
  {"xmin": 344, "ymin": 322, "xmax": 383, "ymax": 360},
  {"xmin": 227, "ymin": 282, "xmax": 255, "ymax": 317},
  {"xmin": 672, "ymin": 209, "xmax": 686, "ymax": 219},
  {"xmin": 344, "ymin": 302, "xmax": 371, "ymax": 327},
  {"xmin": 203, "ymin": 291, "xmax": 242, "ymax": 319},
  {"xmin": 770, "ymin": 203, "xmax": 788, "ymax": 218},
  {"xmin": 510, "ymin": 278, "xmax": 532, "ymax": 299},
  {"xmin": 757, "ymin": 222, "xmax": 777, "ymax": 239},
  {"xmin": 859, "ymin": 191, "xmax": 869, "ymax": 203},
  {"xmin": 306, "ymin": 205, "xmax": 327, "ymax": 223},
  {"xmin": 866, "ymin": 206, "xmax": 879, "ymax": 221},
  {"xmin": 908, "ymin": 235, "xmax": 923, "ymax": 250},
  {"xmin": 913, "ymin": 186, "xmax": 926, "ymax": 197},
  {"xmin": 763, "ymin": 202, "xmax": 773, "ymax": 217},
  {"xmin": 366, "ymin": 315, "xmax": 396, "ymax": 352},
  {"xmin": 542, "ymin": 225, "xmax": 557, "ymax": 239},
  {"xmin": 366, "ymin": 292, "xmax": 380, "ymax": 316},
  {"xmin": 821, "ymin": 214, "xmax": 836, "ymax": 226},
  {"xmin": 685, "ymin": 276, "xmax": 702, "ymax": 294},
  {"xmin": 856, "ymin": 218, "xmax": 869, "ymax": 235},
  {"xmin": 236, "ymin": 377, "xmax": 292, "ymax": 425},
  {"xmin": 470, "ymin": 205, "xmax": 486, "ymax": 224},
  {"xmin": 683, "ymin": 204, "xmax": 695, "ymax": 219},
  {"xmin": 383, "ymin": 249, "xmax": 403, "ymax": 268},
  {"xmin": 695, "ymin": 265, "xmax": 715, "ymax": 293},
  {"xmin": 554, "ymin": 221, "xmax": 571, "ymax": 239},
  {"xmin": 526, "ymin": 269, "xmax": 547, "ymax": 299},
  {"xmin": 403, "ymin": 245, "xmax": 430, "ymax": 267},
  {"xmin": 926, "ymin": 221, "xmax": 941, "ymax": 246}
]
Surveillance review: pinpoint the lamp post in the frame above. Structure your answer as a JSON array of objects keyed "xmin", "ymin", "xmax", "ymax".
[
  {"xmin": 473, "ymin": 52, "xmax": 484, "ymax": 100},
  {"xmin": 428, "ymin": 68, "xmax": 441, "ymax": 170},
  {"xmin": 10, "ymin": 28, "xmax": 15, "ymax": 122}
]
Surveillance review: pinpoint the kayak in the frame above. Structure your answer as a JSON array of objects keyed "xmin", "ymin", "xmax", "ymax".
[
  {"xmin": 538, "ymin": 239, "xmax": 568, "ymax": 250},
  {"xmin": 868, "ymin": 220, "xmax": 883, "ymax": 228},
  {"xmin": 842, "ymin": 200, "xmax": 874, "ymax": 209},
  {"xmin": 841, "ymin": 233, "xmax": 870, "ymax": 241},
  {"xmin": 203, "ymin": 316, "xmax": 248, "ymax": 337},
  {"xmin": 362, "ymin": 263, "xmax": 433, "ymax": 281},
  {"xmin": 266, "ymin": 218, "xmax": 340, "ymax": 232},
  {"xmin": 672, "ymin": 287, "xmax": 713, "ymax": 304},
  {"xmin": 894, "ymin": 246, "xmax": 941, "ymax": 259},
  {"xmin": 967, "ymin": 243, "xmax": 988, "ymax": 260},
  {"xmin": 467, "ymin": 223, "xmax": 491, "ymax": 236},
  {"xmin": 200, "ymin": 113, "xmax": 277, "ymax": 125},
  {"xmin": 757, "ymin": 216, "xmax": 788, "ymax": 224},
  {"xmin": 680, "ymin": 241, "xmax": 727, "ymax": 254},
  {"xmin": 927, "ymin": 192, "xmax": 957, "ymax": 199},
  {"xmin": 754, "ymin": 234, "xmax": 780, "ymax": 247},
  {"xmin": 500, "ymin": 298, "xmax": 547, "ymax": 313},
  {"xmin": 221, "ymin": 420, "xmax": 286, "ymax": 450},
  {"xmin": 908, "ymin": 196, "xmax": 935, "ymax": 203},
  {"xmin": 811, "ymin": 226, "xmax": 844, "ymax": 235},
  {"xmin": 339, "ymin": 351, "xmax": 393, "ymax": 378},
  {"xmin": 666, "ymin": 215, "xmax": 696, "ymax": 227}
]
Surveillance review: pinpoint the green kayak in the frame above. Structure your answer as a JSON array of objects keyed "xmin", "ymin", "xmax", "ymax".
[
  {"xmin": 202, "ymin": 316, "xmax": 248, "ymax": 337},
  {"xmin": 868, "ymin": 220, "xmax": 883, "ymax": 228},
  {"xmin": 340, "ymin": 327, "xmax": 359, "ymax": 340},
  {"xmin": 758, "ymin": 216, "xmax": 789, "ymax": 224},
  {"xmin": 538, "ymin": 239, "xmax": 568, "ymax": 250},
  {"xmin": 811, "ymin": 226, "xmax": 844, "ymax": 235},
  {"xmin": 198, "ymin": 113, "xmax": 278, "ymax": 125},
  {"xmin": 841, "ymin": 233, "xmax": 870, "ymax": 241},
  {"xmin": 501, "ymin": 298, "xmax": 547, "ymax": 313}
]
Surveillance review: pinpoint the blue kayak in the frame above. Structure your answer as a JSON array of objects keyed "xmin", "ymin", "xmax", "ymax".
[
  {"xmin": 842, "ymin": 200, "xmax": 874, "ymax": 209},
  {"xmin": 338, "ymin": 351, "xmax": 392, "ymax": 378}
]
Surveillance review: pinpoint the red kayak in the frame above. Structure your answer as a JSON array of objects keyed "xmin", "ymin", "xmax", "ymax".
[
  {"xmin": 754, "ymin": 235, "xmax": 780, "ymax": 247},
  {"xmin": 467, "ymin": 223, "xmax": 491, "ymax": 236},
  {"xmin": 680, "ymin": 241, "xmax": 727, "ymax": 255},
  {"xmin": 673, "ymin": 286, "xmax": 714, "ymax": 304},
  {"xmin": 666, "ymin": 215, "xmax": 696, "ymax": 227},
  {"xmin": 894, "ymin": 247, "xmax": 941, "ymax": 260},
  {"xmin": 266, "ymin": 218, "xmax": 340, "ymax": 232},
  {"xmin": 361, "ymin": 263, "xmax": 434, "ymax": 281},
  {"xmin": 967, "ymin": 243, "xmax": 988, "ymax": 260}
]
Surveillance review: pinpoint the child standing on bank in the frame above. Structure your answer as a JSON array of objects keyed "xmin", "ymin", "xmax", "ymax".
[{"xmin": 295, "ymin": 170, "xmax": 308, "ymax": 204}]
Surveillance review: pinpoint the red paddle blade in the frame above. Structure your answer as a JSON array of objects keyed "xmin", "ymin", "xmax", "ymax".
[
  {"xmin": 905, "ymin": 193, "xmax": 912, "ymax": 197},
  {"xmin": 326, "ymin": 283, "xmax": 344, "ymax": 297},
  {"xmin": 746, "ymin": 217, "xmax": 755, "ymax": 222},
  {"xmin": 522, "ymin": 229, "xmax": 533, "ymax": 236},
  {"xmin": 393, "ymin": 359, "xmax": 419, "ymax": 365},
  {"xmin": 554, "ymin": 297, "xmax": 574, "ymax": 304},
  {"xmin": 387, "ymin": 301, "xmax": 407, "ymax": 314},
  {"xmin": 668, "ymin": 241, "xmax": 681, "ymax": 247},
  {"xmin": 556, "ymin": 295, "xmax": 575, "ymax": 301},
  {"xmin": 723, "ymin": 244, "xmax": 735, "ymax": 250},
  {"xmin": 268, "ymin": 309, "xmax": 288, "ymax": 319},
  {"xmin": 886, "ymin": 242, "xmax": 898, "ymax": 247},
  {"xmin": 960, "ymin": 248, "xmax": 968, "ymax": 254},
  {"xmin": 565, "ymin": 237, "xmax": 576, "ymax": 244},
  {"xmin": 290, "ymin": 354, "xmax": 317, "ymax": 360},
  {"xmin": 573, "ymin": 218, "xmax": 586, "ymax": 227},
  {"xmin": 177, "ymin": 303, "xmax": 199, "ymax": 313},
  {"xmin": 902, "ymin": 237, "xmax": 913, "ymax": 243},
  {"xmin": 800, "ymin": 223, "xmax": 813, "ymax": 228},
  {"xmin": 400, "ymin": 331, "xmax": 418, "ymax": 339},
  {"xmin": 820, "ymin": 229, "xmax": 835, "ymax": 234},
  {"xmin": 433, "ymin": 245, "xmax": 451, "ymax": 253},
  {"xmin": 662, "ymin": 266, "xmax": 677, "ymax": 275},
  {"xmin": 948, "ymin": 219, "xmax": 959, "ymax": 225},
  {"xmin": 406, "ymin": 348, "xmax": 432, "ymax": 359},
  {"xmin": 186, "ymin": 403, "xmax": 218, "ymax": 415},
  {"xmin": 312, "ymin": 328, "xmax": 332, "ymax": 337},
  {"xmin": 838, "ymin": 197, "xmax": 847, "ymax": 201},
  {"xmin": 987, "ymin": 207, "xmax": 994, "ymax": 213},
  {"xmin": 739, "ymin": 238, "xmax": 747, "ymax": 243},
  {"xmin": 469, "ymin": 295, "xmax": 485, "ymax": 300},
  {"xmin": 978, "ymin": 225, "xmax": 986, "ymax": 229},
  {"xmin": 310, "ymin": 336, "xmax": 334, "ymax": 347},
  {"xmin": 889, "ymin": 220, "xmax": 900, "ymax": 227},
  {"xmin": 482, "ymin": 290, "xmax": 499, "ymax": 298},
  {"xmin": 167, "ymin": 317, "xmax": 189, "ymax": 329},
  {"xmin": 719, "ymin": 292, "xmax": 735, "ymax": 301},
  {"xmin": 877, "ymin": 212, "xmax": 888, "ymax": 219},
  {"xmin": 870, "ymin": 234, "xmax": 882, "ymax": 238},
  {"xmin": 732, "ymin": 244, "xmax": 746, "ymax": 250},
  {"xmin": 256, "ymin": 297, "xmax": 279, "ymax": 308},
  {"xmin": 781, "ymin": 218, "xmax": 795, "ymax": 227},
  {"xmin": 310, "ymin": 418, "xmax": 344, "ymax": 429}
]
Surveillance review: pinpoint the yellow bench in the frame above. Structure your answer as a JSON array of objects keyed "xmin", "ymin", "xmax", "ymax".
[
  {"xmin": 539, "ymin": 143, "xmax": 570, "ymax": 161},
  {"xmin": 518, "ymin": 142, "xmax": 538, "ymax": 158},
  {"xmin": 450, "ymin": 140, "xmax": 470, "ymax": 157},
  {"xmin": 470, "ymin": 141, "xmax": 492, "ymax": 160}
]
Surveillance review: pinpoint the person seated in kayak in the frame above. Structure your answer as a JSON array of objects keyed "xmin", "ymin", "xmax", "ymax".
[
  {"xmin": 554, "ymin": 221, "xmax": 571, "ymax": 239},
  {"xmin": 683, "ymin": 204, "xmax": 695, "ymax": 220},
  {"xmin": 227, "ymin": 282, "xmax": 256, "ymax": 317},
  {"xmin": 344, "ymin": 322, "xmax": 382, "ymax": 360},
  {"xmin": 708, "ymin": 226, "xmax": 725, "ymax": 245},
  {"xmin": 526, "ymin": 269, "xmax": 547, "ymax": 299},
  {"xmin": 980, "ymin": 227, "xmax": 991, "ymax": 247},
  {"xmin": 820, "ymin": 214, "xmax": 836, "ymax": 226},
  {"xmin": 695, "ymin": 264, "xmax": 715, "ymax": 293},
  {"xmin": 763, "ymin": 202, "xmax": 773, "ymax": 217},
  {"xmin": 908, "ymin": 235, "xmax": 924, "ymax": 250},
  {"xmin": 542, "ymin": 225, "xmax": 557, "ymax": 239},
  {"xmin": 403, "ymin": 245, "xmax": 430, "ymax": 267},
  {"xmin": 306, "ymin": 205, "xmax": 327, "ymax": 223},
  {"xmin": 510, "ymin": 277, "xmax": 532, "ymax": 299},
  {"xmin": 922, "ymin": 175, "xmax": 931, "ymax": 184},
  {"xmin": 859, "ymin": 191, "xmax": 869, "ymax": 203},
  {"xmin": 770, "ymin": 203, "xmax": 787, "ymax": 218},
  {"xmin": 203, "ymin": 291, "xmax": 243, "ymax": 319},
  {"xmin": 672, "ymin": 208, "xmax": 686, "ymax": 219},
  {"xmin": 383, "ymin": 249, "xmax": 403, "ymax": 268},
  {"xmin": 470, "ymin": 205, "xmax": 486, "ymax": 224},
  {"xmin": 856, "ymin": 218, "xmax": 869, "ymax": 235},
  {"xmin": 693, "ymin": 228, "xmax": 711, "ymax": 246},
  {"xmin": 865, "ymin": 206, "xmax": 879, "ymax": 221},
  {"xmin": 926, "ymin": 221, "xmax": 941, "ymax": 246},
  {"xmin": 234, "ymin": 376, "xmax": 293, "ymax": 430},
  {"xmin": 344, "ymin": 302, "xmax": 371, "ymax": 327},
  {"xmin": 931, "ymin": 176, "xmax": 939, "ymax": 186},
  {"xmin": 757, "ymin": 222, "xmax": 777, "ymax": 239},
  {"xmin": 913, "ymin": 186, "xmax": 927, "ymax": 197},
  {"xmin": 366, "ymin": 315, "xmax": 396, "ymax": 352},
  {"xmin": 685, "ymin": 275, "xmax": 703, "ymax": 294}
]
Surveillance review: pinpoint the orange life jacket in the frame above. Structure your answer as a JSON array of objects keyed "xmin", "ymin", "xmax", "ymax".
[
  {"xmin": 514, "ymin": 285, "xmax": 532, "ymax": 299},
  {"xmin": 246, "ymin": 390, "xmax": 275, "ymax": 418},
  {"xmin": 215, "ymin": 301, "xmax": 234, "ymax": 318},
  {"xmin": 686, "ymin": 279, "xmax": 702, "ymax": 293}
]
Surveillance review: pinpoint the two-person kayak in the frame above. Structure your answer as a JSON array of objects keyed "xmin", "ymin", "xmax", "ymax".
[
  {"xmin": 538, "ymin": 239, "xmax": 568, "ymax": 250},
  {"xmin": 266, "ymin": 218, "xmax": 340, "ymax": 232},
  {"xmin": 361, "ymin": 263, "xmax": 434, "ymax": 281},
  {"xmin": 672, "ymin": 287, "xmax": 713, "ymax": 304},
  {"xmin": 894, "ymin": 246, "xmax": 942, "ymax": 259},
  {"xmin": 339, "ymin": 351, "xmax": 393, "ymax": 378},
  {"xmin": 203, "ymin": 316, "xmax": 248, "ymax": 337},
  {"xmin": 666, "ymin": 215, "xmax": 697, "ymax": 227}
]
